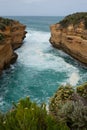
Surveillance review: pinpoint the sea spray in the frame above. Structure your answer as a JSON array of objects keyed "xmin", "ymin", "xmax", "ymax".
[{"xmin": 69, "ymin": 72, "xmax": 80, "ymax": 86}]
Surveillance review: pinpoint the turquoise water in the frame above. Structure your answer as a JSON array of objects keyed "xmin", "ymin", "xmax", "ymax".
[{"xmin": 0, "ymin": 16, "xmax": 87, "ymax": 111}]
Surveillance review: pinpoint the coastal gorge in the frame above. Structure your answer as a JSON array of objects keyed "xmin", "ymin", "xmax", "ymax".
[
  {"xmin": 0, "ymin": 14, "xmax": 87, "ymax": 130},
  {"xmin": 0, "ymin": 17, "xmax": 26, "ymax": 74}
]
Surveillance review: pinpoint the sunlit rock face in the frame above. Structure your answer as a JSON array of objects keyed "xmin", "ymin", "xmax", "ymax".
[
  {"xmin": 0, "ymin": 17, "xmax": 26, "ymax": 73},
  {"xmin": 50, "ymin": 13, "xmax": 87, "ymax": 66}
]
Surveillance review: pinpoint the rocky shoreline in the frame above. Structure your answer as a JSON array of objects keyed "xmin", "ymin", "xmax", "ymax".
[
  {"xmin": 0, "ymin": 17, "xmax": 26, "ymax": 74},
  {"xmin": 50, "ymin": 13, "xmax": 87, "ymax": 66}
]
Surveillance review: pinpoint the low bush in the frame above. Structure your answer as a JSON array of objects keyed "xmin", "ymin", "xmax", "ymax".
[
  {"xmin": 49, "ymin": 84, "xmax": 74, "ymax": 117},
  {"xmin": 2, "ymin": 18, "xmax": 13, "ymax": 26},
  {"xmin": 0, "ymin": 23, "xmax": 6, "ymax": 31},
  {"xmin": 59, "ymin": 12, "xmax": 87, "ymax": 29},
  {"xmin": 0, "ymin": 17, "xmax": 13, "ymax": 26},
  {"xmin": 57, "ymin": 100, "xmax": 87, "ymax": 130},
  {"xmin": 49, "ymin": 83, "xmax": 87, "ymax": 130},
  {"xmin": 0, "ymin": 97, "xmax": 69, "ymax": 130},
  {"xmin": 0, "ymin": 33, "xmax": 5, "ymax": 41},
  {"xmin": 77, "ymin": 82, "xmax": 87, "ymax": 99}
]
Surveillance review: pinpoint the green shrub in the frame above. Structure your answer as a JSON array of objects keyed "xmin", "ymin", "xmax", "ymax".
[
  {"xmin": 77, "ymin": 82, "xmax": 87, "ymax": 99},
  {"xmin": 2, "ymin": 18, "xmax": 13, "ymax": 26},
  {"xmin": 57, "ymin": 100, "xmax": 87, "ymax": 130},
  {"xmin": 0, "ymin": 97, "xmax": 69, "ymax": 130},
  {"xmin": 0, "ymin": 33, "xmax": 5, "ymax": 41},
  {"xmin": 0, "ymin": 23, "xmax": 6, "ymax": 31},
  {"xmin": 49, "ymin": 83, "xmax": 87, "ymax": 130},
  {"xmin": 0, "ymin": 112, "xmax": 4, "ymax": 130},
  {"xmin": 49, "ymin": 85, "xmax": 74, "ymax": 117},
  {"xmin": 0, "ymin": 17, "xmax": 13, "ymax": 26},
  {"xmin": 59, "ymin": 12, "xmax": 87, "ymax": 29}
]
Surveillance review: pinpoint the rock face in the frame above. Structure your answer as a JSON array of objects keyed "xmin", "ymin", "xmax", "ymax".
[
  {"xmin": 50, "ymin": 13, "xmax": 87, "ymax": 66},
  {"xmin": 0, "ymin": 17, "xmax": 26, "ymax": 73}
]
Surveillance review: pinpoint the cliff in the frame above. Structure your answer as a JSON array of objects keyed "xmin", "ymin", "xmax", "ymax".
[
  {"xmin": 50, "ymin": 13, "xmax": 87, "ymax": 66},
  {"xmin": 0, "ymin": 17, "xmax": 26, "ymax": 74}
]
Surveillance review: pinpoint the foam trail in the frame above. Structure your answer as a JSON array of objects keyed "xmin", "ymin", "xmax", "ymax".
[
  {"xmin": 69, "ymin": 72, "xmax": 80, "ymax": 86},
  {"xmin": 17, "ymin": 30, "xmax": 79, "ymax": 74}
]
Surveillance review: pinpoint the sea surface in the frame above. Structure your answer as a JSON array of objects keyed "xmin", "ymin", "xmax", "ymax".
[{"xmin": 0, "ymin": 16, "xmax": 87, "ymax": 111}]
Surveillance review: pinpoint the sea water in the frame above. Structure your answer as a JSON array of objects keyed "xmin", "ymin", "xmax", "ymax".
[{"xmin": 0, "ymin": 16, "xmax": 87, "ymax": 111}]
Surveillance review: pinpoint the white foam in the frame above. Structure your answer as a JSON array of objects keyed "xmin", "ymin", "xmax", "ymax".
[
  {"xmin": 16, "ymin": 30, "xmax": 79, "ymax": 75},
  {"xmin": 68, "ymin": 72, "xmax": 80, "ymax": 86},
  {"xmin": 0, "ymin": 97, "xmax": 4, "ymax": 106}
]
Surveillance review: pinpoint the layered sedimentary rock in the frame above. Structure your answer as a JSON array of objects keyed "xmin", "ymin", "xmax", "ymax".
[
  {"xmin": 0, "ymin": 17, "xmax": 26, "ymax": 73},
  {"xmin": 50, "ymin": 13, "xmax": 87, "ymax": 66}
]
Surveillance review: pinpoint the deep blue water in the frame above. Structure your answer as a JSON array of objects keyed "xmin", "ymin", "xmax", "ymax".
[{"xmin": 0, "ymin": 16, "xmax": 87, "ymax": 111}]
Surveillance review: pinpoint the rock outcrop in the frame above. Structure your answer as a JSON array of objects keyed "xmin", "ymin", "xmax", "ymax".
[
  {"xmin": 0, "ymin": 17, "xmax": 26, "ymax": 74},
  {"xmin": 50, "ymin": 13, "xmax": 87, "ymax": 66}
]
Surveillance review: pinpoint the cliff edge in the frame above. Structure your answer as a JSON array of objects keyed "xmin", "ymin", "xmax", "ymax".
[
  {"xmin": 0, "ymin": 17, "xmax": 26, "ymax": 74},
  {"xmin": 50, "ymin": 12, "xmax": 87, "ymax": 66}
]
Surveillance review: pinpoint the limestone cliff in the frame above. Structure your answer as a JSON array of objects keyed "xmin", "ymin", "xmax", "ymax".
[
  {"xmin": 0, "ymin": 17, "xmax": 26, "ymax": 73},
  {"xmin": 50, "ymin": 13, "xmax": 87, "ymax": 66}
]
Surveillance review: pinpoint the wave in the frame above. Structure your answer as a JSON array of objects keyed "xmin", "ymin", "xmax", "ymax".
[
  {"xmin": 68, "ymin": 72, "xmax": 80, "ymax": 86},
  {"xmin": 16, "ymin": 29, "xmax": 82, "ymax": 87},
  {"xmin": 16, "ymin": 30, "xmax": 79, "ymax": 74}
]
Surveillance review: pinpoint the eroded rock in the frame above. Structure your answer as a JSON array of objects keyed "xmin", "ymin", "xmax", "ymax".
[
  {"xmin": 0, "ymin": 17, "xmax": 26, "ymax": 73},
  {"xmin": 50, "ymin": 13, "xmax": 87, "ymax": 66}
]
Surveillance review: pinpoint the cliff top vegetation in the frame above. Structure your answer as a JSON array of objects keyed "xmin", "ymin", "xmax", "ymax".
[
  {"xmin": 0, "ymin": 17, "xmax": 18, "ymax": 31},
  {"xmin": 59, "ymin": 12, "xmax": 87, "ymax": 28}
]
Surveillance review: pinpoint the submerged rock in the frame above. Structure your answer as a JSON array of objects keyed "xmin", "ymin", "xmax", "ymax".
[
  {"xmin": 50, "ymin": 12, "xmax": 87, "ymax": 66},
  {"xmin": 0, "ymin": 17, "xmax": 27, "ymax": 73}
]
